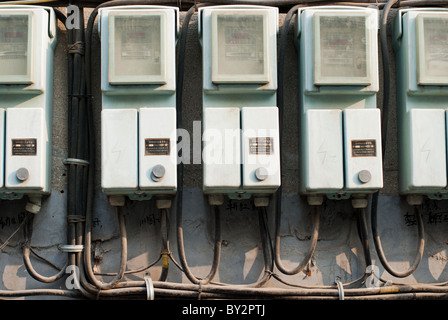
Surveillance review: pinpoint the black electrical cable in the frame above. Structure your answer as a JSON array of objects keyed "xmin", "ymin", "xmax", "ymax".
[
  {"xmin": 274, "ymin": 205, "xmax": 320, "ymax": 275},
  {"xmin": 176, "ymin": 203, "xmax": 222, "ymax": 285},
  {"xmin": 274, "ymin": 3, "xmax": 321, "ymax": 277},
  {"xmin": 84, "ymin": 205, "xmax": 128, "ymax": 290},
  {"xmin": 174, "ymin": 3, "xmax": 223, "ymax": 286},
  {"xmin": 373, "ymin": 203, "xmax": 425, "ymax": 278},
  {"xmin": 256, "ymin": 206, "xmax": 275, "ymax": 287},
  {"xmin": 357, "ymin": 208, "xmax": 372, "ymax": 268},
  {"xmin": 369, "ymin": 0, "xmax": 426, "ymax": 278},
  {"xmin": 159, "ymin": 208, "xmax": 169, "ymax": 281},
  {"xmin": 22, "ymin": 215, "xmax": 68, "ymax": 283}
]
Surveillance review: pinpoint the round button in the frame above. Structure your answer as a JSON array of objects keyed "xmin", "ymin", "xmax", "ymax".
[
  {"xmin": 16, "ymin": 167, "xmax": 30, "ymax": 182},
  {"xmin": 358, "ymin": 170, "xmax": 372, "ymax": 184},
  {"xmin": 151, "ymin": 165, "xmax": 166, "ymax": 182},
  {"xmin": 255, "ymin": 167, "xmax": 268, "ymax": 181}
]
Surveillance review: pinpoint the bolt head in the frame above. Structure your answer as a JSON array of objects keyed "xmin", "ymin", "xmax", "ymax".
[
  {"xmin": 255, "ymin": 167, "xmax": 268, "ymax": 181},
  {"xmin": 16, "ymin": 168, "xmax": 29, "ymax": 182},
  {"xmin": 151, "ymin": 165, "xmax": 166, "ymax": 182},
  {"xmin": 358, "ymin": 170, "xmax": 372, "ymax": 184}
]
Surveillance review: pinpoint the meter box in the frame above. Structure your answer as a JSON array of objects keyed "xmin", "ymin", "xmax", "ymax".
[
  {"xmin": 393, "ymin": 9, "xmax": 448, "ymax": 199},
  {"xmin": 0, "ymin": 6, "xmax": 56, "ymax": 199},
  {"xmin": 296, "ymin": 7, "xmax": 381, "ymax": 199},
  {"xmin": 302, "ymin": 109, "xmax": 344, "ymax": 193},
  {"xmin": 343, "ymin": 108, "xmax": 383, "ymax": 191},
  {"xmin": 101, "ymin": 109, "xmax": 138, "ymax": 193},
  {"xmin": 241, "ymin": 107, "xmax": 280, "ymax": 192},
  {"xmin": 99, "ymin": 6, "xmax": 178, "ymax": 200},
  {"xmin": 199, "ymin": 6, "xmax": 280, "ymax": 199},
  {"xmin": 203, "ymin": 107, "xmax": 241, "ymax": 193},
  {"xmin": 138, "ymin": 107, "xmax": 176, "ymax": 193}
]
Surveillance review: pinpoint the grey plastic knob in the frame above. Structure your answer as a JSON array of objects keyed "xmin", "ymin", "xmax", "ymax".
[
  {"xmin": 151, "ymin": 165, "xmax": 166, "ymax": 182},
  {"xmin": 255, "ymin": 167, "xmax": 268, "ymax": 181},
  {"xmin": 358, "ymin": 170, "xmax": 372, "ymax": 184},
  {"xmin": 16, "ymin": 167, "xmax": 30, "ymax": 182}
]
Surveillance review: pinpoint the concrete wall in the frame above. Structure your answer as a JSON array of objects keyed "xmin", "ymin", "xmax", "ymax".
[{"xmin": 0, "ymin": 6, "xmax": 448, "ymax": 299}]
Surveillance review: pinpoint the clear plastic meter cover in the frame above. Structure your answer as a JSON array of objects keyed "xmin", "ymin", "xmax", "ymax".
[
  {"xmin": 213, "ymin": 13, "xmax": 267, "ymax": 82},
  {"xmin": 0, "ymin": 14, "xmax": 29, "ymax": 78},
  {"xmin": 112, "ymin": 14, "xmax": 162, "ymax": 81},
  {"xmin": 315, "ymin": 14, "xmax": 369, "ymax": 84},
  {"xmin": 419, "ymin": 14, "xmax": 448, "ymax": 84}
]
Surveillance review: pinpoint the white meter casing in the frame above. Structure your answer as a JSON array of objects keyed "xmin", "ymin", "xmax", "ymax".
[
  {"xmin": 0, "ymin": 6, "xmax": 57, "ymax": 199},
  {"xmin": 393, "ymin": 9, "xmax": 448, "ymax": 199},
  {"xmin": 199, "ymin": 5, "xmax": 280, "ymax": 199},
  {"xmin": 296, "ymin": 7, "xmax": 382, "ymax": 199},
  {"xmin": 99, "ymin": 6, "xmax": 178, "ymax": 200}
]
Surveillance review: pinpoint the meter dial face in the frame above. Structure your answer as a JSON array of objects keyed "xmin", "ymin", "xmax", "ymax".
[
  {"xmin": 417, "ymin": 14, "xmax": 448, "ymax": 84},
  {"xmin": 212, "ymin": 12, "xmax": 269, "ymax": 83},
  {"xmin": 0, "ymin": 14, "xmax": 30, "ymax": 79},
  {"xmin": 314, "ymin": 14, "xmax": 370, "ymax": 85},
  {"xmin": 111, "ymin": 14, "xmax": 162, "ymax": 81}
]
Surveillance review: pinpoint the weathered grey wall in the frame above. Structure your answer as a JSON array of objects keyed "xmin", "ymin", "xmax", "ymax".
[{"xmin": 1, "ymin": 7, "xmax": 448, "ymax": 299}]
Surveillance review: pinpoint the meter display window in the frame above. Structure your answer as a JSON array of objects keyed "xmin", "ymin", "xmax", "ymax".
[
  {"xmin": 416, "ymin": 13, "xmax": 448, "ymax": 85},
  {"xmin": 0, "ymin": 13, "xmax": 31, "ymax": 83},
  {"xmin": 109, "ymin": 12, "xmax": 165, "ymax": 84},
  {"xmin": 314, "ymin": 13, "xmax": 371, "ymax": 85},
  {"xmin": 211, "ymin": 12, "xmax": 269, "ymax": 84}
]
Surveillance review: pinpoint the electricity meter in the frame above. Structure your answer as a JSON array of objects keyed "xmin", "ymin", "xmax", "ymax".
[
  {"xmin": 99, "ymin": 6, "xmax": 178, "ymax": 200},
  {"xmin": 0, "ymin": 12, "xmax": 32, "ymax": 84},
  {"xmin": 0, "ymin": 6, "xmax": 57, "ymax": 199},
  {"xmin": 393, "ymin": 9, "xmax": 448, "ymax": 200},
  {"xmin": 416, "ymin": 13, "xmax": 448, "ymax": 85},
  {"xmin": 313, "ymin": 12, "xmax": 371, "ymax": 85},
  {"xmin": 199, "ymin": 5, "xmax": 280, "ymax": 199},
  {"xmin": 108, "ymin": 11, "xmax": 165, "ymax": 84},
  {"xmin": 211, "ymin": 11, "xmax": 269, "ymax": 84},
  {"xmin": 296, "ymin": 7, "xmax": 381, "ymax": 201}
]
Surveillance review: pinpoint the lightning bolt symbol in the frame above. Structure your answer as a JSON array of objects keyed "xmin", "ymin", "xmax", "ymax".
[
  {"xmin": 421, "ymin": 138, "xmax": 431, "ymax": 163},
  {"xmin": 111, "ymin": 143, "xmax": 122, "ymax": 161},
  {"xmin": 317, "ymin": 141, "xmax": 327, "ymax": 164}
]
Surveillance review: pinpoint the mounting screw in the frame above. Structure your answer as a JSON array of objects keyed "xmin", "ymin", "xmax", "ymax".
[
  {"xmin": 151, "ymin": 165, "xmax": 166, "ymax": 182},
  {"xmin": 255, "ymin": 167, "xmax": 268, "ymax": 181},
  {"xmin": 16, "ymin": 168, "xmax": 29, "ymax": 182},
  {"xmin": 358, "ymin": 170, "xmax": 372, "ymax": 184}
]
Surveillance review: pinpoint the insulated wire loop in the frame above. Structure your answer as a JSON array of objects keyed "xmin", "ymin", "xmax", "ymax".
[
  {"xmin": 22, "ymin": 215, "xmax": 69, "ymax": 283},
  {"xmin": 275, "ymin": 3, "xmax": 321, "ymax": 277},
  {"xmin": 175, "ymin": 3, "xmax": 222, "ymax": 286},
  {"xmin": 369, "ymin": 0, "xmax": 426, "ymax": 279}
]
